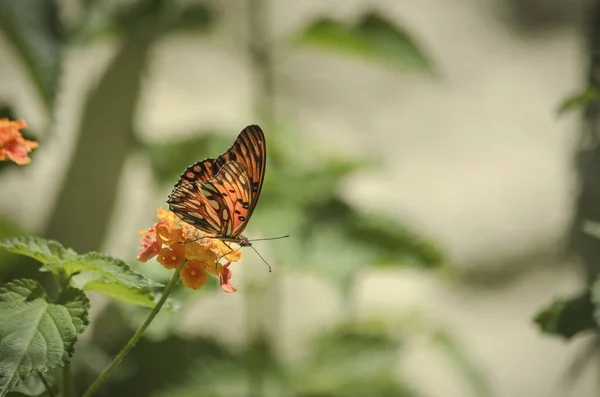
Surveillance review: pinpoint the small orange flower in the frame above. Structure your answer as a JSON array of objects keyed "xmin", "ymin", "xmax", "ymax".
[
  {"xmin": 157, "ymin": 243, "xmax": 186, "ymax": 269},
  {"xmin": 0, "ymin": 118, "xmax": 37, "ymax": 165},
  {"xmin": 156, "ymin": 222, "xmax": 182, "ymax": 245},
  {"xmin": 185, "ymin": 242, "xmax": 218, "ymax": 263},
  {"xmin": 137, "ymin": 208, "xmax": 242, "ymax": 292},
  {"xmin": 214, "ymin": 240, "xmax": 243, "ymax": 262},
  {"xmin": 180, "ymin": 260, "xmax": 209, "ymax": 290}
]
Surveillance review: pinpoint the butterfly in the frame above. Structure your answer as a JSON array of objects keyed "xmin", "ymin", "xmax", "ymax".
[{"xmin": 166, "ymin": 125, "xmax": 266, "ymax": 248}]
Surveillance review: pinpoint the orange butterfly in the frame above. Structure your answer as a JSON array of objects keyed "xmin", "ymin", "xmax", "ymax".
[{"xmin": 167, "ymin": 125, "xmax": 267, "ymax": 249}]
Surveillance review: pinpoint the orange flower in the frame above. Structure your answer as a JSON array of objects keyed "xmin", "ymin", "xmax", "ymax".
[
  {"xmin": 0, "ymin": 118, "xmax": 37, "ymax": 165},
  {"xmin": 157, "ymin": 243, "xmax": 186, "ymax": 269},
  {"xmin": 137, "ymin": 208, "xmax": 242, "ymax": 292},
  {"xmin": 214, "ymin": 240, "xmax": 243, "ymax": 262},
  {"xmin": 180, "ymin": 260, "xmax": 209, "ymax": 289},
  {"xmin": 185, "ymin": 241, "xmax": 218, "ymax": 263},
  {"xmin": 156, "ymin": 222, "xmax": 182, "ymax": 245}
]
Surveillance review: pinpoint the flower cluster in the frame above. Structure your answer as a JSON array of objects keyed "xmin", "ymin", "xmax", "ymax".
[
  {"xmin": 0, "ymin": 118, "xmax": 37, "ymax": 165},
  {"xmin": 138, "ymin": 208, "xmax": 241, "ymax": 292}
]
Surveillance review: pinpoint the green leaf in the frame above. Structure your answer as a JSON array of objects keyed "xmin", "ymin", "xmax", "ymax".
[
  {"xmin": 534, "ymin": 292, "xmax": 595, "ymax": 339},
  {"xmin": 0, "ymin": 0, "xmax": 62, "ymax": 111},
  {"xmin": 557, "ymin": 87, "xmax": 600, "ymax": 116},
  {"xmin": 0, "ymin": 237, "xmax": 162, "ymax": 307},
  {"xmin": 0, "ymin": 279, "xmax": 89, "ymax": 396},
  {"xmin": 44, "ymin": 252, "xmax": 161, "ymax": 289},
  {"xmin": 0, "ymin": 237, "xmax": 77, "ymax": 265},
  {"xmin": 295, "ymin": 12, "xmax": 433, "ymax": 72},
  {"xmin": 82, "ymin": 280, "xmax": 156, "ymax": 308}
]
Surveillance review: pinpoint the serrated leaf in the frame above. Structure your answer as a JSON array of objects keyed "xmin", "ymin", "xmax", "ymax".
[
  {"xmin": 534, "ymin": 292, "xmax": 595, "ymax": 339},
  {"xmin": 0, "ymin": 279, "xmax": 89, "ymax": 396},
  {"xmin": 0, "ymin": 236, "xmax": 77, "ymax": 265},
  {"xmin": 557, "ymin": 87, "xmax": 600, "ymax": 116},
  {"xmin": 0, "ymin": 0, "xmax": 62, "ymax": 111},
  {"xmin": 0, "ymin": 237, "xmax": 162, "ymax": 304},
  {"xmin": 296, "ymin": 12, "xmax": 433, "ymax": 72},
  {"xmin": 82, "ymin": 280, "xmax": 156, "ymax": 308},
  {"xmin": 44, "ymin": 252, "xmax": 161, "ymax": 289}
]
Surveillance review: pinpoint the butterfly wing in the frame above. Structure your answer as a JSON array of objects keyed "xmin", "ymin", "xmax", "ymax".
[
  {"xmin": 218, "ymin": 125, "xmax": 265, "ymax": 223},
  {"xmin": 175, "ymin": 157, "xmax": 220, "ymax": 186},
  {"xmin": 168, "ymin": 161, "xmax": 253, "ymax": 238},
  {"xmin": 168, "ymin": 125, "xmax": 266, "ymax": 237},
  {"xmin": 174, "ymin": 125, "xmax": 266, "ymax": 197}
]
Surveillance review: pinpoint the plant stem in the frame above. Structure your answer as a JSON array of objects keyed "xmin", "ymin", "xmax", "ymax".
[
  {"xmin": 246, "ymin": 0, "xmax": 276, "ymax": 395},
  {"xmin": 81, "ymin": 265, "xmax": 183, "ymax": 397},
  {"xmin": 53, "ymin": 271, "xmax": 73, "ymax": 397},
  {"xmin": 61, "ymin": 364, "xmax": 73, "ymax": 397},
  {"xmin": 248, "ymin": 0, "xmax": 275, "ymax": 126},
  {"xmin": 37, "ymin": 370, "xmax": 55, "ymax": 397}
]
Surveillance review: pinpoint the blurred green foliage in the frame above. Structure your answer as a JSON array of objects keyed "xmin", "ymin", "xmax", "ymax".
[
  {"xmin": 534, "ymin": 292, "xmax": 596, "ymax": 339},
  {"xmin": 534, "ymin": 222, "xmax": 600, "ymax": 339},
  {"xmin": 145, "ymin": 128, "xmax": 444, "ymax": 292},
  {"xmin": 146, "ymin": 321, "xmax": 418, "ymax": 397},
  {"xmin": 295, "ymin": 12, "xmax": 434, "ymax": 72},
  {"xmin": 0, "ymin": 1, "xmax": 488, "ymax": 396},
  {"xmin": 0, "ymin": 0, "xmax": 62, "ymax": 112},
  {"xmin": 557, "ymin": 87, "xmax": 600, "ymax": 116}
]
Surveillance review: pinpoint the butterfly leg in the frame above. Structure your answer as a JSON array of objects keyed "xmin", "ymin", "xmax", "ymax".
[{"xmin": 216, "ymin": 241, "xmax": 242, "ymax": 269}]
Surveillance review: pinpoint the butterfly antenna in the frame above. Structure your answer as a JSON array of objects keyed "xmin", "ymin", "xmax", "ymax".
[
  {"xmin": 250, "ymin": 245, "xmax": 272, "ymax": 273},
  {"xmin": 248, "ymin": 234, "xmax": 290, "ymax": 242}
]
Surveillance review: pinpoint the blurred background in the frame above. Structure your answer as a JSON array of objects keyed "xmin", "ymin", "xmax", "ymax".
[{"xmin": 1, "ymin": 0, "xmax": 598, "ymax": 396}]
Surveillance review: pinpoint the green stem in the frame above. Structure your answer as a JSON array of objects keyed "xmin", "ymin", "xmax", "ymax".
[
  {"xmin": 37, "ymin": 370, "xmax": 55, "ymax": 397},
  {"xmin": 62, "ymin": 364, "xmax": 73, "ymax": 397},
  {"xmin": 248, "ymin": 0, "xmax": 275, "ymax": 126},
  {"xmin": 81, "ymin": 265, "xmax": 183, "ymax": 397},
  {"xmin": 53, "ymin": 271, "xmax": 72, "ymax": 397}
]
